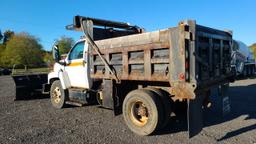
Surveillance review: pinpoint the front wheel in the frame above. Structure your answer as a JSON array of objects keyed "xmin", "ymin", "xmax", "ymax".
[
  {"xmin": 122, "ymin": 89, "xmax": 163, "ymax": 136},
  {"xmin": 50, "ymin": 80, "xmax": 68, "ymax": 109}
]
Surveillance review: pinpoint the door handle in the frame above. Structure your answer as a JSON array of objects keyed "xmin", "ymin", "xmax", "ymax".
[{"xmin": 83, "ymin": 60, "xmax": 87, "ymax": 66}]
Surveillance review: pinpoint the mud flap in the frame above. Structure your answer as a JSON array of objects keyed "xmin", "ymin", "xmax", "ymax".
[
  {"xmin": 218, "ymin": 83, "xmax": 231, "ymax": 116},
  {"xmin": 187, "ymin": 92, "xmax": 205, "ymax": 138},
  {"xmin": 102, "ymin": 79, "xmax": 114, "ymax": 109}
]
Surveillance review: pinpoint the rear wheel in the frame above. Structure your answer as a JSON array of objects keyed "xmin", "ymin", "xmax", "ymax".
[
  {"xmin": 250, "ymin": 65, "xmax": 255, "ymax": 76},
  {"xmin": 146, "ymin": 88, "xmax": 172, "ymax": 129},
  {"xmin": 248, "ymin": 66, "xmax": 252, "ymax": 76},
  {"xmin": 122, "ymin": 89, "xmax": 163, "ymax": 135},
  {"xmin": 253, "ymin": 66, "xmax": 256, "ymax": 75},
  {"xmin": 243, "ymin": 68, "xmax": 247, "ymax": 77},
  {"xmin": 50, "ymin": 80, "xmax": 68, "ymax": 109}
]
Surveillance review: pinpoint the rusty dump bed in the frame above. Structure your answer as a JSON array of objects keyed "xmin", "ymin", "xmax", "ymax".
[{"xmin": 90, "ymin": 20, "xmax": 232, "ymax": 93}]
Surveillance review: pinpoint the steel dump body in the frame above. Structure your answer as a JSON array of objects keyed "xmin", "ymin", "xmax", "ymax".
[
  {"xmin": 93, "ymin": 30, "xmax": 170, "ymax": 81},
  {"xmin": 90, "ymin": 20, "xmax": 232, "ymax": 99}
]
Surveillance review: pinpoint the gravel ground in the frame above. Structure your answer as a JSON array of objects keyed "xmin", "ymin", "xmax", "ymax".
[{"xmin": 0, "ymin": 76, "xmax": 255, "ymax": 144}]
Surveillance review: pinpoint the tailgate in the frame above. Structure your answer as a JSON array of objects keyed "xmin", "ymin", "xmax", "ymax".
[
  {"xmin": 169, "ymin": 20, "xmax": 233, "ymax": 101},
  {"xmin": 194, "ymin": 25, "xmax": 233, "ymax": 89}
]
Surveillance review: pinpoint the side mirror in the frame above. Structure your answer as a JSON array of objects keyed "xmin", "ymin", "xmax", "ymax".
[{"xmin": 52, "ymin": 45, "xmax": 60, "ymax": 62}]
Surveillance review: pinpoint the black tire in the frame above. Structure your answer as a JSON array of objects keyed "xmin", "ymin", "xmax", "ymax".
[
  {"xmin": 50, "ymin": 80, "xmax": 68, "ymax": 109},
  {"xmin": 246, "ymin": 66, "xmax": 249, "ymax": 77},
  {"xmin": 253, "ymin": 66, "xmax": 256, "ymax": 76},
  {"xmin": 145, "ymin": 88, "xmax": 172, "ymax": 129},
  {"xmin": 248, "ymin": 66, "xmax": 251, "ymax": 76},
  {"xmin": 122, "ymin": 89, "xmax": 162, "ymax": 136},
  {"xmin": 243, "ymin": 68, "xmax": 247, "ymax": 77},
  {"xmin": 250, "ymin": 66, "xmax": 254, "ymax": 76}
]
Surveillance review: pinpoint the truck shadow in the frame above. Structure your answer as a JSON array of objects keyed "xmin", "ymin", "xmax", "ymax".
[
  {"xmin": 212, "ymin": 83, "xmax": 256, "ymax": 141},
  {"xmin": 14, "ymin": 94, "xmax": 50, "ymax": 101},
  {"xmin": 217, "ymin": 123, "xmax": 256, "ymax": 141},
  {"xmin": 156, "ymin": 83, "xmax": 256, "ymax": 141},
  {"xmin": 235, "ymin": 75, "xmax": 256, "ymax": 80}
]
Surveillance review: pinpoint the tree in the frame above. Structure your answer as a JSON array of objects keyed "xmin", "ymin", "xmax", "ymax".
[
  {"xmin": 0, "ymin": 30, "xmax": 3, "ymax": 43},
  {"xmin": 43, "ymin": 50, "xmax": 54, "ymax": 66},
  {"xmin": 1, "ymin": 32, "xmax": 44, "ymax": 68},
  {"xmin": 0, "ymin": 44, "xmax": 5, "ymax": 66},
  {"xmin": 0, "ymin": 30, "xmax": 8, "ymax": 66},
  {"xmin": 3, "ymin": 30, "xmax": 14, "ymax": 43},
  {"xmin": 0, "ymin": 30, "xmax": 14, "ymax": 61},
  {"xmin": 55, "ymin": 36, "xmax": 74, "ymax": 55}
]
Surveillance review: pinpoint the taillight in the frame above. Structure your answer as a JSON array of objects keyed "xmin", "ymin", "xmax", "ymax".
[
  {"xmin": 179, "ymin": 73, "xmax": 185, "ymax": 80},
  {"xmin": 185, "ymin": 39, "xmax": 190, "ymax": 81}
]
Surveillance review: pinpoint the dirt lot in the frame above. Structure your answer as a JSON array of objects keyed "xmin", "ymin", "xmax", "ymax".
[{"xmin": 0, "ymin": 76, "xmax": 255, "ymax": 144}]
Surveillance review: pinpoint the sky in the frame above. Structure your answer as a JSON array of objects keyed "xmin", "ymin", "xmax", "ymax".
[{"xmin": 1, "ymin": 0, "xmax": 255, "ymax": 51}]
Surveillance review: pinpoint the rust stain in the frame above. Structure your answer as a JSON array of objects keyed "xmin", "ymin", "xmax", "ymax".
[{"xmin": 170, "ymin": 82, "xmax": 197, "ymax": 101}]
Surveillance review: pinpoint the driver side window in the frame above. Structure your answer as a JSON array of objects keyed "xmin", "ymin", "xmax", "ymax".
[{"xmin": 68, "ymin": 42, "xmax": 84, "ymax": 60}]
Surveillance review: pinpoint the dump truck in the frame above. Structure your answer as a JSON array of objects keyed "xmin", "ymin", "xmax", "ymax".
[
  {"xmin": 231, "ymin": 40, "xmax": 256, "ymax": 77},
  {"xmin": 13, "ymin": 16, "xmax": 234, "ymax": 138}
]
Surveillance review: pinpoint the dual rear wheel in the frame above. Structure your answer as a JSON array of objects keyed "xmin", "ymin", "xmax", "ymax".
[{"xmin": 122, "ymin": 89, "xmax": 172, "ymax": 136}]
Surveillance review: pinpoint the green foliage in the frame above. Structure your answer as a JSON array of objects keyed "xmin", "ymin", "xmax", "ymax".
[
  {"xmin": 56, "ymin": 36, "xmax": 74, "ymax": 55},
  {"xmin": 0, "ymin": 30, "xmax": 14, "ymax": 65},
  {"xmin": 0, "ymin": 44, "xmax": 6, "ymax": 59},
  {"xmin": 0, "ymin": 32, "xmax": 75, "ymax": 68},
  {"xmin": 43, "ymin": 36, "xmax": 74, "ymax": 65},
  {"xmin": 249, "ymin": 43, "xmax": 256, "ymax": 58},
  {"xmin": 43, "ymin": 51, "xmax": 54, "ymax": 65},
  {"xmin": 1, "ymin": 32, "xmax": 44, "ymax": 68}
]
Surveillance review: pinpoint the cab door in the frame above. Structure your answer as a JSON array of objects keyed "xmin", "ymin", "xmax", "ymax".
[{"xmin": 64, "ymin": 41, "xmax": 91, "ymax": 89}]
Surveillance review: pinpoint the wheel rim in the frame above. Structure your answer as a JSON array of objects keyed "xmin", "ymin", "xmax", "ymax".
[
  {"xmin": 52, "ymin": 87, "xmax": 61, "ymax": 104},
  {"xmin": 130, "ymin": 101, "xmax": 149, "ymax": 127}
]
